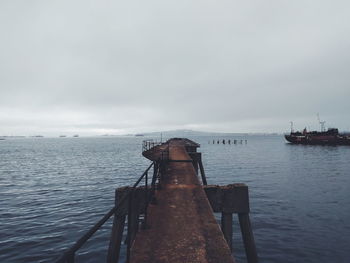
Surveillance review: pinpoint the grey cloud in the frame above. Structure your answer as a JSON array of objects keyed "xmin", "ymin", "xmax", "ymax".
[{"xmin": 1, "ymin": 0, "xmax": 350, "ymax": 135}]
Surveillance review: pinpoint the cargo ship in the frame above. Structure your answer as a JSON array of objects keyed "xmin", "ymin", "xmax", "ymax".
[{"xmin": 285, "ymin": 127, "xmax": 350, "ymax": 145}]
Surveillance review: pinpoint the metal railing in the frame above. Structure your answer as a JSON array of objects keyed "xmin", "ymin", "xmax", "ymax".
[
  {"xmin": 55, "ymin": 161, "xmax": 162, "ymax": 263},
  {"xmin": 142, "ymin": 140, "xmax": 163, "ymax": 152},
  {"xmin": 142, "ymin": 140, "xmax": 170, "ymax": 162}
]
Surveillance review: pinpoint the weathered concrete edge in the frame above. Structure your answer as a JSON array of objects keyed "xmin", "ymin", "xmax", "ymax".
[{"xmin": 115, "ymin": 184, "xmax": 249, "ymax": 215}]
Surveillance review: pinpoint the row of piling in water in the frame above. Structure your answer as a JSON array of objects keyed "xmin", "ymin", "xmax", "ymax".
[{"xmin": 209, "ymin": 139, "xmax": 248, "ymax": 144}]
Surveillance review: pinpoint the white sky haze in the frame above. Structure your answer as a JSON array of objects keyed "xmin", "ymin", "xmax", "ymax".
[{"xmin": 1, "ymin": 0, "xmax": 349, "ymax": 136}]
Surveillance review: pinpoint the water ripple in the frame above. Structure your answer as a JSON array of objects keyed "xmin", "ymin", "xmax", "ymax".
[{"xmin": 1, "ymin": 136, "xmax": 350, "ymax": 262}]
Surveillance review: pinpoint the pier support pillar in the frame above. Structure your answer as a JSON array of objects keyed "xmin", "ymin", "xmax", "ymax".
[
  {"xmin": 221, "ymin": 212, "xmax": 233, "ymax": 252},
  {"xmin": 204, "ymin": 184, "xmax": 258, "ymax": 262},
  {"xmin": 238, "ymin": 213, "xmax": 258, "ymax": 263},
  {"xmin": 188, "ymin": 152, "xmax": 199, "ymax": 175},
  {"xmin": 111, "ymin": 183, "xmax": 258, "ymax": 263},
  {"xmin": 198, "ymin": 155, "xmax": 207, "ymax": 186},
  {"xmin": 189, "ymin": 152, "xmax": 207, "ymax": 185},
  {"xmin": 107, "ymin": 215, "xmax": 126, "ymax": 263}
]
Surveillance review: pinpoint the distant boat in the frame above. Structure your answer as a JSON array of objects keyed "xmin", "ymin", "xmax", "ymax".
[
  {"xmin": 59, "ymin": 135, "xmax": 67, "ymax": 138},
  {"xmin": 73, "ymin": 135, "xmax": 79, "ymax": 137},
  {"xmin": 32, "ymin": 135, "xmax": 44, "ymax": 138},
  {"xmin": 135, "ymin": 134, "xmax": 145, "ymax": 137}
]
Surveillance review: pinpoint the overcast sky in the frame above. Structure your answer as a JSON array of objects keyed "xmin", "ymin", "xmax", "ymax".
[{"xmin": 1, "ymin": 0, "xmax": 349, "ymax": 136}]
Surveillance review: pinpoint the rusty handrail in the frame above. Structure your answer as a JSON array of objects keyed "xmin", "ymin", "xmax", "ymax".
[
  {"xmin": 142, "ymin": 140, "xmax": 164, "ymax": 152},
  {"xmin": 55, "ymin": 162, "xmax": 155, "ymax": 263}
]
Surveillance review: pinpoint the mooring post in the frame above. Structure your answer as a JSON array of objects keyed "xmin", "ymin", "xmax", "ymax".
[
  {"xmin": 126, "ymin": 189, "xmax": 137, "ymax": 263},
  {"xmin": 238, "ymin": 213, "xmax": 258, "ymax": 263},
  {"xmin": 221, "ymin": 212, "xmax": 233, "ymax": 252}
]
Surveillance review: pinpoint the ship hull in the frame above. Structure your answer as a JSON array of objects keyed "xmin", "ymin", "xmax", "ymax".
[{"xmin": 285, "ymin": 135, "xmax": 350, "ymax": 145}]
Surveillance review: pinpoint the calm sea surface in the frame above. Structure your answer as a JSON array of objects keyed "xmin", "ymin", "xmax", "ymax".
[{"xmin": 1, "ymin": 136, "xmax": 350, "ymax": 263}]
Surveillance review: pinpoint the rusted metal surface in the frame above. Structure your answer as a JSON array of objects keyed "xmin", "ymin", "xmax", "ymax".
[
  {"xmin": 130, "ymin": 139, "xmax": 235, "ymax": 263},
  {"xmin": 142, "ymin": 138, "xmax": 199, "ymax": 161},
  {"xmin": 56, "ymin": 138, "xmax": 257, "ymax": 263}
]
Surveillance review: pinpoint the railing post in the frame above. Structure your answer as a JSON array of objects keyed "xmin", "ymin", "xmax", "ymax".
[
  {"xmin": 126, "ymin": 189, "xmax": 134, "ymax": 263},
  {"xmin": 198, "ymin": 153, "xmax": 208, "ymax": 185},
  {"xmin": 126, "ymin": 188, "xmax": 141, "ymax": 263},
  {"xmin": 107, "ymin": 189, "xmax": 127, "ymax": 263},
  {"xmin": 189, "ymin": 152, "xmax": 199, "ymax": 175},
  {"xmin": 142, "ymin": 171, "xmax": 149, "ymax": 229},
  {"xmin": 152, "ymin": 162, "xmax": 158, "ymax": 187},
  {"xmin": 150, "ymin": 162, "xmax": 158, "ymax": 204}
]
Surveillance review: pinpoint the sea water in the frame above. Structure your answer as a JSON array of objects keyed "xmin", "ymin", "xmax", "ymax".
[{"xmin": 1, "ymin": 136, "xmax": 350, "ymax": 263}]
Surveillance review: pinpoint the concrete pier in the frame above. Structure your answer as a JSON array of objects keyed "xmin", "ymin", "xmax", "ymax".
[
  {"xmin": 56, "ymin": 138, "xmax": 257, "ymax": 263},
  {"xmin": 130, "ymin": 139, "xmax": 235, "ymax": 263}
]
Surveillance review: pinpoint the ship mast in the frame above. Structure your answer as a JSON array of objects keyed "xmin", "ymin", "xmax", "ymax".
[
  {"xmin": 317, "ymin": 113, "xmax": 326, "ymax": 132},
  {"xmin": 290, "ymin": 121, "xmax": 294, "ymax": 133}
]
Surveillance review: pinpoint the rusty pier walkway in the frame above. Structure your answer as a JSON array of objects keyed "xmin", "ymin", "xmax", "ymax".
[
  {"xmin": 131, "ymin": 138, "xmax": 234, "ymax": 263},
  {"xmin": 55, "ymin": 138, "xmax": 258, "ymax": 263}
]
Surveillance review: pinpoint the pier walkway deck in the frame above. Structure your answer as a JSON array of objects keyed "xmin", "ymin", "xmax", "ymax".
[
  {"xmin": 131, "ymin": 139, "xmax": 235, "ymax": 263},
  {"xmin": 56, "ymin": 138, "xmax": 257, "ymax": 263}
]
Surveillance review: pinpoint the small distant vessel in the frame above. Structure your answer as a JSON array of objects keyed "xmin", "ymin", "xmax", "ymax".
[
  {"xmin": 135, "ymin": 134, "xmax": 145, "ymax": 137},
  {"xmin": 59, "ymin": 135, "xmax": 67, "ymax": 138},
  {"xmin": 73, "ymin": 134, "xmax": 79, "ymax": 137},
  {"xmin": 285, "ymin": 118, "xmax": 350, "ymax": 145}
]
